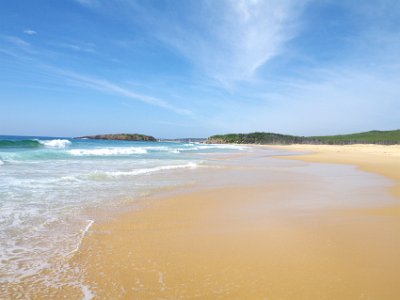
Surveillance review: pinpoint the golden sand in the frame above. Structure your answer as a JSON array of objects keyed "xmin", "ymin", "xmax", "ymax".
[
  {"xmin": 272, "ymin": 144, "xmax": 400, "ymax": 199},
  {"xmin": 66, "ymin": 145, "xmax": 400, "ymax": 299}
]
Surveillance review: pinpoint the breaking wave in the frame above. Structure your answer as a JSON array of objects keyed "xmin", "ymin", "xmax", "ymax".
[
  {"xmin": 88, "ymin": 162, "xmax": 198, "ymax": 179},
  {"xmin": 38, "ymin": 139, "xmax": 71, "ymax": 148},
  {"xmin": 0, "ymin": 139, "xmax": 42, "ymax": 149},
  {"xmin": 0, "ymin": 139, "xmax": 72, "ymax": 149},
  {"xmin": 68, "ymin": 147, "xmax": 147, "ymax": 156}
]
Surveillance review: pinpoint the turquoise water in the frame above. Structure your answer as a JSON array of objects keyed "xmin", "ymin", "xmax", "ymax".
[{"xmin": 0, "ymin": 135, "xmax": 246, "ymax": 291}]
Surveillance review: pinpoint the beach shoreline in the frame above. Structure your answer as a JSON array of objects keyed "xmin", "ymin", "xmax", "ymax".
[
  {"xmin": 268, "ymin": 144, "xmax": 400, "ymax": 199},
  {"xmin": 12, "ymin": 144, "xmax": 400, "ymax": 299},
  {"xmin": 61, "ymin": 144, "xmax": 400, "ymax": 299}
]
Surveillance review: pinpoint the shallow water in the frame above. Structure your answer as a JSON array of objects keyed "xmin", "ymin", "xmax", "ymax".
[
  {"xmin": 70, "ymin": 148, "xmax": 398, "ymax": 300},
  {"xmin": 0, "ymin": 135, "xmax": 248, "ymax": 296},
  {"xmin": 1, "ymin": 137, "xmax": 395, "ymax": 298}
]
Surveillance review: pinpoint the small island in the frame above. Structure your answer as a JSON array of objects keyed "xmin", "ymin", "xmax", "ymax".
[{"xmin": 78, "ymin": 133, "xmax": 157, "ymax": 142}]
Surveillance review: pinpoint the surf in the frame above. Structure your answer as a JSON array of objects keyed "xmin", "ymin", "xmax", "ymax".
[
  {"xmin": 0, "ymin": 139, "xmax": 42, "ymax": 149},
  {"xmin": 0, "ymin": 139, "xmax": 71, "ymax": 149}
]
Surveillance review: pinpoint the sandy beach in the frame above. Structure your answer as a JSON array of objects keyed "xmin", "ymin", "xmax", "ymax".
[
  {"xmin": 272, "ymin": 144, "xmax": 400, "ymax": 199},
  {"xmin": 3, "ymin": 1, "xmax": 400, "ymax": 299},
  {"xmin": 41, "ymin": 144, "xmax": 400, "ymax": 299}
]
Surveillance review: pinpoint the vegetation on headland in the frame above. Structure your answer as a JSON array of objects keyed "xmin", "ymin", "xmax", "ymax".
[
  {"xmin": 78, "ymin": 133, "xmax": 157, "ymax": 141},
  {"xmin": 207, "ymin": 130, "xmax": 400, "ymax": 145},
  {"xmin": 308, "ymin": 130, "xmax": 400, "ymax": 145}
]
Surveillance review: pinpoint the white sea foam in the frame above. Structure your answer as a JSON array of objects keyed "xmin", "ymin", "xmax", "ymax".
[
  {"xmin": 0, "ymin": 137, "xmax": 248, "ymax": 296},
  {"xmin": 39, "ymin": 139, "xmax": 72, "ymax": 148},
  {"xmin": 81, "ymin": 284, "xmax": 95, "ymax": 300},
  {"xmin": 60, "ymin": 175, "xmax": 83, "ymax": 183},
  {"xmin": 143, "ymin": 146, "xmax": 185, "ymax": 153},
  {"xmin": 169, "ymin": 144, "xmax": 247, "ymax": 152},
  {"xmin": 144, "ymin": 146, "xmax": 170, "ymax": 151},
  {"xmin": 65, "ymin": 144, "xmax": 245, "ymax": 157},
  {"xmin": 196, "ymin": 144, "xmax": 248, "ymax": 150},
  {"xmin": 89, "ymin": 162, "xmax": 198, "ymax": 179},
  {"xmin": 66, "ymin": 220, "xmax": 94, "ymax": 257},
  {"xmin": 68, "ymin": 147, "xmax": 147, "ymax": 156}
]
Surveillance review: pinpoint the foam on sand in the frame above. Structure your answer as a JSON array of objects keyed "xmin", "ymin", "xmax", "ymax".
[
  {"xmin": 72, "ymin": 146, "xmax": 400, "ymax": 299},
  {"xmin": 66, "ymin": 220, "xmax": 95, "ymax": 257},
  {"xmin": 0, "ymin": 137, "xmax": 250, "ymax": 298}
]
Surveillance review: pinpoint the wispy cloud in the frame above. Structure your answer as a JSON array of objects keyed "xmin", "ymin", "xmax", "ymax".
[
  {"xmin": 1, "ymin": 31, "xmax": 190, "ymax": 117},
  {"xmin": 23, "ymin": 29, "xmax": 37, "ymax": 35},
  {"xmin": 79, "ymin": 0, "xmax": 309, "ymax": 85},
  {"xmin": 2, "ymin": 0, "xmax": 399, "ymax": 137},
  {"xmin": 75, "ymin": 0, "xmax": 99, "ymax": 7},
  {"xmin": 207, "ymin": 65, "xmax": 400, "ymax": 135},
  {"xmin": 4, "ymin": 36, "xmax": 30, "ymax": 47},
  {"xmin": 54, "ymin": 69, "xmax": 192, "ymax": 116},
  {"xmin": 57, "ymin": 42, "xmax": 96, "ymax": 53},
  {"xmin": 129, "ymin": 0, "xmax": 309, "ymax": 85}
]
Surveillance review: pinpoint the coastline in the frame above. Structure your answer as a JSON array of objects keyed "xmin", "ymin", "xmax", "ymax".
[
  {"xmin": 65, "ymin": 144, "xmax": 400, "ymax": 299},
  {"xmin": 269, "ymin": 144, "xmax": 400, "ymax": 199}
]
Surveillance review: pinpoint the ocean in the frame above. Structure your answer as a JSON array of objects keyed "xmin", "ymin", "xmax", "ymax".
[{"xmin": 0, "ymin": 135, "xmax": 246, "ymax": 296}]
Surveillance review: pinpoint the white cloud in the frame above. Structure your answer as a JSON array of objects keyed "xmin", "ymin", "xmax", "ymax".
[
  {"xmin": 133, "ymin": 0, "xmax": 309, "ymax": 85},
  {"xmin": 207, "ymin": 66, "xmax": 400, "ymax": 135},
  {"xmin": 4, "ymin": 36, "xmax": 30, "ymax": 47},
  {"xmin": 23, "ymin": 29, "xmax": 37, "ymax": 35},
  {"xmin": 55, "ymin": 70, "xmax": 192, "ymax": 116},
  {"xmin": 75, "ymin": 0, "xmax": 99, "ymax": 7},
  {"xmin": 58, "ymin": 42, "xmax": 96, "ymax": 53},
  {"xmin": 6, "ymin": 0, "xmax": 398, "ymax": 136}
]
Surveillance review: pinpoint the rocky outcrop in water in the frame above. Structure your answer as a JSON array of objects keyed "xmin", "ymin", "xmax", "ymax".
[{"xmin": 78, "ymin": 133, "xmax": 157, "ymax": 141}]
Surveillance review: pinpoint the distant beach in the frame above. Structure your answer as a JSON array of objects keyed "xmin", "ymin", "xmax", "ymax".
[{"xmin": 16, "ymin": 144, "xmax": 399, "ymax": 299}]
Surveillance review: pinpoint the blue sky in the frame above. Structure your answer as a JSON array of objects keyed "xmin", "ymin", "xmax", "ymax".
[{"xmin": 0, "ymin": 0, "xmax": 399, "ymax": 138}]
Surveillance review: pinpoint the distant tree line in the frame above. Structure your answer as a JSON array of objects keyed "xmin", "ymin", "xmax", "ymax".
[{"xmin": 207, "ymin": 130, "xmax": 400, "ymax": 145}]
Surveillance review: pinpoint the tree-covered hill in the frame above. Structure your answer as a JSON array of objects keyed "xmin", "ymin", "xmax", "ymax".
[
  {"xmin": 207, "ymin": 130, "xmax": 400, "ymax": 145},
  {"xmin": 308, "ymin": 130, "xmax": 400, "ymax": 144}
]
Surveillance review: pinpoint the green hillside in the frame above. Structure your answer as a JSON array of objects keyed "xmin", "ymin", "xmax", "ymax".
[
  {"xmin": 207, "ymin": 130, "xmax": 400, "ymax": 145},
  {"xmin": 308, "ymin": 130, "xmax": 400, "ymax": 144},
  {"xmin": 208, "ymin": 132, "xmax": 304, "ymax": 145}
]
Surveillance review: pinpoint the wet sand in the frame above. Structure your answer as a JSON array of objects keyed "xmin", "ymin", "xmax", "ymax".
[
  {"xmin": 69, "ymin": 145, "xmax": 400, "ymax": 299},
  {"xmin": 272, "ymin": 144, "xmax": 400, "ymax": 199}
]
